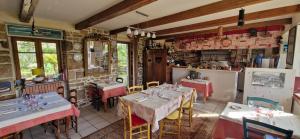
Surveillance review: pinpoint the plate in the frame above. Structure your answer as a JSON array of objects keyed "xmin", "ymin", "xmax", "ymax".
[
  {"xmin": 230, "ymin": 105, "xmax": 241, "ymax": 110},
  {"xmin": 73, "ymin": 54, "xmax": 82, "ymax": 61},
  {"xmin": 73, "ymin": 43, "xmax": 81, "ymax": 50}
]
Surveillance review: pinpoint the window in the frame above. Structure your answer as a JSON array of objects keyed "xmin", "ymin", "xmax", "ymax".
[
  {"xmin": 12, "ymin": 38, "xmax": 61, "ymax": 79},
  {"xmin": 16, "ymin": 41, "xmax": 37, "ymax": 79},
  {"xmin": 42, "ymin": 42, "xmax": 59, "ymax": 76}
]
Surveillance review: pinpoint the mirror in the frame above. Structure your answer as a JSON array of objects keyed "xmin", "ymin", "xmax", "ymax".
[{"xmin": 84, "ymin": 35, "xmax": 111, "ymax": 76}]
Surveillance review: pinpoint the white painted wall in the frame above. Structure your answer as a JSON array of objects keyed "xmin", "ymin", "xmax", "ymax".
[
  {"xmin": 172, "ymin": 67, "xmax": 239, "ymax": 102},
  {"xmin": 243, "ymin": 68, "xmax": 295, "ymax": 112}
]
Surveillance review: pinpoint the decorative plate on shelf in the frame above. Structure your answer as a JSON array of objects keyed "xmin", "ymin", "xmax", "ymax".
[
  {"xmin": 73, "ymin": 43, "xmax": 82, "ymax": 50},
  {"xmin": 73, "ymin": 54, "xmax": 82, "ymax": 62}
]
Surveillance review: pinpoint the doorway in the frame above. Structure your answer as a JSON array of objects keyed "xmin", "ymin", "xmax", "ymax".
[{"xmin": 117, "ymin": 42, "xmax": 129, "ymax": 85}]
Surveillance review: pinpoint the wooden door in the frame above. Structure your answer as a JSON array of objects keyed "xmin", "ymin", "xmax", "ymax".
[{"xmin": 143, "ymin": 49, "xmax": 167, "ymax": 84}]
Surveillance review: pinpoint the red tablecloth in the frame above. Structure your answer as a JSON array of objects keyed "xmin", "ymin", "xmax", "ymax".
[
  {"xmin": 180, "ymin": 81, "xmax": 213, "ymax": 98},
  {"xmin": 0, "ymin": 105, "xmax": 80, "ymax": 137},
  {"xmin": 99, "ymin": 86, "xmax": 126, "ymax": 103}
]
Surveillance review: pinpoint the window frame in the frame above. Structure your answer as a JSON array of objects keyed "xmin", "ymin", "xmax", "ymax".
[{"xmin": 12, "ymin": 37, "xmax": 62, "ymax": 79}]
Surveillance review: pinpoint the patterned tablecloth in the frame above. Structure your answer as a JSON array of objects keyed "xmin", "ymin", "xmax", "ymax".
[
  {"xmin": 180, "ymin": 79, "xmax": 213, "ymax": 102},
  {"xmin": 96, "ymin": 82, "xmax": 126, "ymax": 103},
  {"xmin": 0, "ymin": 92, "xmax": 80, "ymax": 137},
  {"xmin": 212, "ymin": 102, "xmax": 300, "ymax": 139},
  {"xmin": 118, "ymin": 84, "xmax": 196, "ymax": 132}
]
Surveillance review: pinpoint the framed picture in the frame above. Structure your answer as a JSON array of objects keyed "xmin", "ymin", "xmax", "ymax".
[{"xmin": 286, "ymin": 26, "xmax": 297, "ymax": 65}]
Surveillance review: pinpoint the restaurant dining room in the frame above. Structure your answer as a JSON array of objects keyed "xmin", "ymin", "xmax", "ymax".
[{"xmin": 1, "ymin": 0, "xmax": 300, "ymax": 139}]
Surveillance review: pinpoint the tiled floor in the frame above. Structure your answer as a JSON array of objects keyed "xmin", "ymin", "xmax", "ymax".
[{"xmin": 22, "ymin": 105, "xmax": 122, "ymax": 139}]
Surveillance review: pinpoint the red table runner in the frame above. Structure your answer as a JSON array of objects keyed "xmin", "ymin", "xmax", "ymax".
[
  {"xmin": 180, "ymin": 80, "xmax": 213, "ymax": 101},
  {"xmin": 99, "ymin": 86, "xmax": 126, "ymax": 103}
]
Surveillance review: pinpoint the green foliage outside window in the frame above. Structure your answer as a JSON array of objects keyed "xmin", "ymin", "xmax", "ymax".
[{"xmin": 117, "ymin": 43, "xmax": 129, "ymax": 85}]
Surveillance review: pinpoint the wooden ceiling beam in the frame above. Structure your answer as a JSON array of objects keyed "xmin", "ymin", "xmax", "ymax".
[
  {"xmin": 110, "ymin": 0, "xmax": 270, "ymax": 34},
  {"xmin": 156, "ymin": 5, "xmax": 300, "ymax": 35},
  {"xmin": 155, "ymin": 18, "xmax": 292, "ymax": 40},
  {"xmin": 75, "ymin": 0, "xmax": 157, "ymax": 30},
  {"xmin": 19, "ymin": 0, "xmax": 39, "ymax": 22}
]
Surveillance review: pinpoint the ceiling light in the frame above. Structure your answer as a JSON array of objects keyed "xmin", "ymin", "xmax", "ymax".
[
  {"xmin": 147, "ymin": 32, "xmax": 151, "ymax": 38},
  {"xmin": 126, "ymin": 27, "xmax": 132, "ymax": 35},
  {"xmin": 134, "ymin": 29, "xmax": 139, "ymax": 35},
  {"xmin": 152, "ymin": 33, "xmax": 156, "ymax": 38},
  {"xmin": 141, "ymin": 31, "xmax": 145, "ymax": 36},
  {"xmin": 238, "ymin": 8, "xmax": 245, "ymax": 27}
]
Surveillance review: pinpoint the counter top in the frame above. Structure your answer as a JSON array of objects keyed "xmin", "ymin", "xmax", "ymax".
[{"xmin": 172, "ymin": 66, "xmax": 240, "ymax": 73}]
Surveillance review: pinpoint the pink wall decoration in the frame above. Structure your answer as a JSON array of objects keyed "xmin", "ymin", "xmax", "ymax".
[{"xmin": 175, "ymin": 25, "xmax": 284, "ymax": 51}]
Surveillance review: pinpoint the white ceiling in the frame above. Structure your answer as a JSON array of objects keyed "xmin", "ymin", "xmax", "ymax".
[
  {"xmin": 0, "ymin": 0, "xmax": 122, "ymax": 23},
  {"xmin": 0, "ymin": 0, "xmax": 299, "ymax": 35}
]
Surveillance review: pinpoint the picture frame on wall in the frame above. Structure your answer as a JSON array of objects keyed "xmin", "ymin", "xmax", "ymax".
[{"xmin": 286, "ymin": 26, "xmax": 297, "ymax": 66}]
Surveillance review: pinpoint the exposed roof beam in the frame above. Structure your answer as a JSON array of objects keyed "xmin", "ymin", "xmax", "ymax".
[
  {"xmin": 156, "ymin": 5, "xmax": 300, "ymax": 35},
  {"xmin": 110, "ymin": 0, "xmax": 270, "ymax": 34},
  {"xmin": 156, "ymin": 18, "xmax": 292, "ymax": 40},
  {"xmin": 75, "ymin": 0, "xmax": 157, "ymax": 30},
  {"xmin": 19, "ymin": 0, "xmax": 39, "ymax": 22}
]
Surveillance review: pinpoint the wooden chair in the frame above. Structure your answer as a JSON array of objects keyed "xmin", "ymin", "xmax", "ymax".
[
  {"xmin": 127, "ymin": 85, "xmax": 143, "ymax": 95},
  {"xmin": 87, "ymin": 83, "xmax": 101, "ymax": 111},
  {"xmin": 119, "ymin": 98, "xmax": 150, "ymax": 139},
  {"xmin": 243, "ymin": 117, "xmax": 293, "ymax": 139},
  {"xmin": 247, "ymin": 96, "xmax": 281, "ymax": 110},
  {"xmin": 69, "ymin": 89, "xmax": 78, "ymax": 133},
  {"xmin": 182, "ymin": 89, "xmax": 196, "ymax": 127},
  {"xmin": 146, "ymin": 81, "xmax": 159, "ymax": 89},
  {"xmin": 57, "ymin": 86, "xmax": 64, "ymax": 97},
  {"xmin": 159, "ymin": 96, "xmax": 185, "ymax": 139}
]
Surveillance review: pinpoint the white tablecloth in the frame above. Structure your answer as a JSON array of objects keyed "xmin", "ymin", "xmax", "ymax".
[
  {"xmin": 95, "ymin": 82, "xmax": 125, "ymax": 91},
  {"xmin": 220, "ymin": 102, "xmax": 300, "ymax": 138},
  {"xmin": 119, "ymin": 84, "xmax": 195, "ymax": 132},
  {"xmin": 0, "ymin": 92, "xmax": 71, "ymax": 128}
]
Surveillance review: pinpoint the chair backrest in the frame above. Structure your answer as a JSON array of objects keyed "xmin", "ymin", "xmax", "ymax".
[
  {"xmin": 177, "ymin": 95, "xmax": 185, "ymax": 124},
  {"xmin": 247, "ymin": 96, "xmax": 280, "ymax": 110},
  {"xmin": 188, "ymin": 89, "xmax": 196, "ymax": 109},
  {"xmin": 116, "ymin": 77, "xmax": 124, "ymax": 83},
  {"xmin": 119, "ymin": 98, "xmax": 132, "ymax": 129},
  {"xmin": 87, "ymin": 83, "xmax": 98, "ymax": 97},
  {"xmin": 0, "ymin": 81, "xmax": 11, "ymax": 93},
  {"xmin": 243, "ymin": 117, "xmax": 293, "ymax": 139},
  {"xmin": 128, "ymin": 85, "xmax": 143, "ymax": 95},
  {"xmin": 69, "ymin": 89, "xmax": 78, "ymax": 107},
  {"xmin": 146, "ymin": 81, "xmax": 159, "ymax": 89},
  {"xmin": 57, "ymin": 86, "xmax": 64, "ymax": 97}
]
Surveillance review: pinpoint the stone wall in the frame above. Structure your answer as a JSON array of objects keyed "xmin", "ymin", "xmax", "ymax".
[
  {"xmin": 137, "ymin": 38, "xmax": 145, "ymax": 85},
  {"xmin": 64, "ymin": 28, "xmax": 119, "ymax": 106},
  {"xmin": 0, "ymin": 23, "xmax": 15, "ymax": 86}
]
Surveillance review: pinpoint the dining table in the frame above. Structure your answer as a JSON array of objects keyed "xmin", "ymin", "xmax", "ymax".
[
  {"xmin": 212, "ymin": 102, "xmax": 300, "ymax": 139},
  {"xmin": 95, "ymin": 82, "xmax": 126, "ymax": 111},
  {"xmin": 118, "ymin": 83, "xmax": 196, "ymax": 132},
  {"xmin": 0, "ymin": 92, "xmax": 80, "ymax": 138},
  {"xmin": 180, "ymin": 78, "xmax": 213, "ymax": 102}
]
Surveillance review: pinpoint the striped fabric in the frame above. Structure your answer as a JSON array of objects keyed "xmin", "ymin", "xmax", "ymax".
[{"xmin": 23, "ymin": 81, "xmax": 64, "ymax": 94}]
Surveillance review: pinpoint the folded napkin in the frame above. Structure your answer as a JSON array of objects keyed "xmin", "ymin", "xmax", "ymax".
[
  {"xmin": 135, "ymin": 96, "xmax": 148, "ymax": 102},
  {"xmin": 158, "ymin": 94, "xmax": 171, "ymax": 100},
  {"xmin": 0, "ymin": 108, "xmax": 17, "ymax": 115}
]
